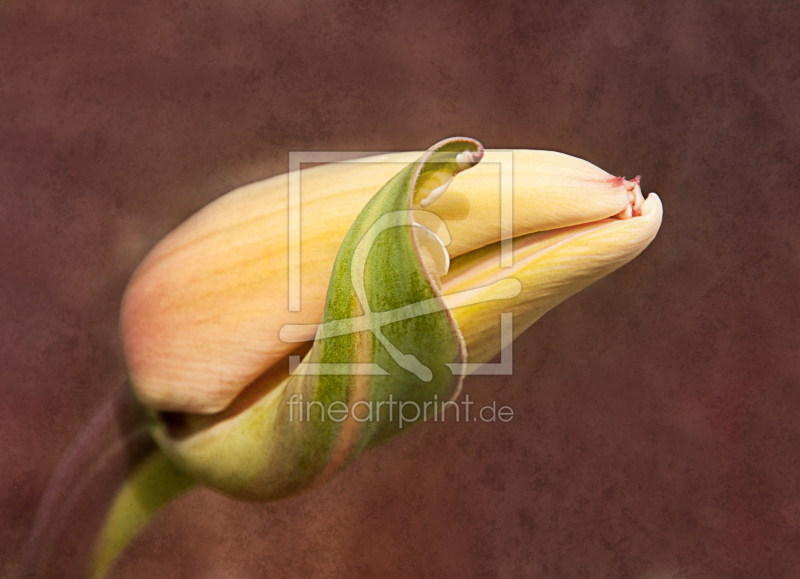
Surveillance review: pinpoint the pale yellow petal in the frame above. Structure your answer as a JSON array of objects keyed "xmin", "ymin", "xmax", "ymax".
[{"xmin": 443, "ymin": 193, "xmax": 663, "ymax": 366}]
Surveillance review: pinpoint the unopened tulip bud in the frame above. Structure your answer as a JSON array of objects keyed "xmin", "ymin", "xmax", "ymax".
[{"xmin": 115, "ymin": 137, "xmax": 662, "ymax": 504}]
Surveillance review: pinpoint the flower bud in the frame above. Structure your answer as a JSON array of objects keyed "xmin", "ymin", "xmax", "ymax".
[{"xmin": 114, "ymin": 137, "xmax": 664, "ymax": 502}]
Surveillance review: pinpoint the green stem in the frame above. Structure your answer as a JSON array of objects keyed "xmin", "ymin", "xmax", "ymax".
[
  {"xmin": 21, "ymin": 383, "xmax": 195, "ymax": 579},
  {"xmin": 90, "ymin": 448, "xmax": 196, "ymax": 579}
]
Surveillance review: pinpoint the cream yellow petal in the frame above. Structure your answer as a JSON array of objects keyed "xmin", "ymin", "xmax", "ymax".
[
  {"xmin": 442, "ymin": 193, "xmax": 663, "ymax": 366},
  {"xmin": 420, "ymin": 149, "xmax": 634, "ymax": 256},
  {"xmin": 121, "ymin": 160, "xmax": 402, "ymax": 414}
]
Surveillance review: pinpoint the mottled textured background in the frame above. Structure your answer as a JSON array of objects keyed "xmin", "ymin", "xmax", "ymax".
[{"xmin": 2, "ymin": 0, "xmax": 799, "ymax": 578}]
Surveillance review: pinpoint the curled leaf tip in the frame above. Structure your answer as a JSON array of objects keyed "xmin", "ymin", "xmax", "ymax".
[{"xmin": 412, "ymin": 137, "xmax": 484, "ymax": 208}]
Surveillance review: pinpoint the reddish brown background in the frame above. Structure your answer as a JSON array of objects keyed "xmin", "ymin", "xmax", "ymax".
[{"xmin": 2, "ymin": 0, "xmax": 799, "ymax": 578}]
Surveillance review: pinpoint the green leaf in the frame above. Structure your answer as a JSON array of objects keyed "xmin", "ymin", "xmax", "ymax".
[{"xmin": 151, "ymin": 137, "xmax": 484, "ymax": 501}]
